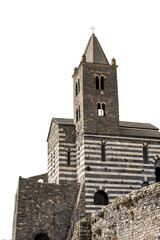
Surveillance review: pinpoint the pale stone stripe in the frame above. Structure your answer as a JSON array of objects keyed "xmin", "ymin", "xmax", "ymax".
[
  {"xmin": 85, "ymin": 171, "xmax": 154, "ymax": 177},
  {"xmin": 59, "ymin": 167, "xmax": 76, "ymax": 171},
  {"xmin": 60, "ymin": 177, "xmax": 76, "ymax": 181},
  {"xmin": 58, "ymin": 161, "xmax": 76, "ymax": 166},
  {"xmin": 59, "ymin": 143, "xmax": 76, "ymax": 147},
  {"xmin": 84, "ymin": 140, "xmax": 142, "ymax": 147},
  {"xmin": 108, "ymin": 192, "xmax": 131, "ymax": 197},
  {"xmin": 104, "ymin": 155, "xmax": 143, "ymax": 160},
  {"xmin": 85, "ymin": 193, "xmax": 94, "ymax": 197},
  {"xmin": 105, "ymin": 150, "xmax": 142, "ymax": 156},
  {"xmin": 58, "ymin": 156, "xmax": 76, "ymax": 160},
  {"xmin": 86, "ymin": 209, "xmax": 99, "ymax": 213},
  {"xmin": 148, "ymin": 144, "xmax": 160, "ymax": 148},
  {"xmin": 85, "ymin": 204, "xmax": 106, "ymax": 208}
]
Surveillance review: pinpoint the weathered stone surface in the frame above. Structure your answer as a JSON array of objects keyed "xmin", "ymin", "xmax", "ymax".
[
  {"xmin": 72, "ymin": 182, "xmax": 160, "ymax": 240},
  {"xmin": 12, "ymin": 175, "xmax": 84, "ymax": 240}
]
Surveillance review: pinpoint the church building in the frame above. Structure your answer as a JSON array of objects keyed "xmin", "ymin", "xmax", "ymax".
[{"xmin": 12, "ymin": 33, "xmax": 160, "ymax": 240}]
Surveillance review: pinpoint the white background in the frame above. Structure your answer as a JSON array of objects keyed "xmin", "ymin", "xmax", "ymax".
[{"xmin": 0, "ymin": 0, "xmax": 160, "ymax": 239}]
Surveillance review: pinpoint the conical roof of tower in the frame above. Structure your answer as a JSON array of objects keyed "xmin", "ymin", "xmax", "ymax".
[{"xmin": 83, "ymin": 34, "xmax": 109, "ymax": 64}]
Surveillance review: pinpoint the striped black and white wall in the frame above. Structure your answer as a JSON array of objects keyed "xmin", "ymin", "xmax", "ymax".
[
  {"xmin": 82, "ymin": 134, "xmax": 160, "ymax": 214},
  {"xmin": 47, "ymin": 120, "xmax": 160, "ymax": 215}
]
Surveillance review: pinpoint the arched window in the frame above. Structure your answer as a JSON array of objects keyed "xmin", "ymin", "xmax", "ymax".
[
  {"xmin": 143, "ymin": 144, "xmax": 148, "ymax": 163},
  {"xmin": 67, "ymin": 149, "xmax": 71, "ymax": 166},
  {"xmin": 96, "ymin": 76, "xmax": 99, "ymax": 89},
  {"xmin": 78, "ymin": 78, "xmax": 80, "ymax": 93},
  {"xmin": 97, "ymin": 103, "xmax": 105, "ymax": 116},
  {"xmin": 101, "ymin": 142, "xmax": 105, "ymax": 161},
  {"xmin": 34, "ymin": 233, "xmax": 49, "ymax": 240},
  {"xmin": 94, "ymin": 190, "xmax": 108, "ymax": 205},
  {"xmin": 100, "ymin": 76, "xmax": 104, "ymax": 89},
  {"xmin": 75, "ymin": 82, "xmax": 78, "ymax": 96},
  {"xmin": 97, "ymin": 103, "xmax": 101, "ymax": 116},
  {"xmin": 102, "ymin": 103, "xmax": 105, "ymax": 116},
  {"xmin": 38, "ymin": 179, "xmax": 44, "ymax": 183},
  {"xmin": 155, "ymin": 158, "xmax": 160, "ymax": 182}
]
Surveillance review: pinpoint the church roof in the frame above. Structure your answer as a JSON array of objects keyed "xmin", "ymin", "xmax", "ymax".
[
  {"xmin": 119, "ymin": 121, "xmax": 160, "ymax": 138},
  {"xmin": 83, "ymin": 34, "xmax": 110, "ymax": 64},
  {"xmin": 52, "ymin": 118, "xmax": 74, "ymax": 125},
  {"xmin": 119, "ymin": 121, "xmax": 159, "ymax": 130},
  {"xmin": 49, "ymin": 118, "xmax": 160, "ymax": 139}
]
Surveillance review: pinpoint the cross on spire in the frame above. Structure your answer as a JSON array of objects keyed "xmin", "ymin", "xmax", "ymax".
[{"xmin": 91, "ymin": 26, "xmax": 95, "ymax": 34}]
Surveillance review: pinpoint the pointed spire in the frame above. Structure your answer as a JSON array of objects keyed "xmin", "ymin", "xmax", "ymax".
[{"xmin": 83, "ymin": 34, "xmax": 109, "ymax": 64}]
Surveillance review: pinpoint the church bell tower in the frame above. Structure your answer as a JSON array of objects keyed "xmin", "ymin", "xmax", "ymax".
[{"xmin": 73, "ymin": 33, "xmax": 119, "ymax": 135}]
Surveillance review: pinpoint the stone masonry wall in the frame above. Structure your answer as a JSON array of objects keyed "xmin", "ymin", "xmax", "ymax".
[
  {"xmin": 66, "ymin": 182, "xmax": 86, "ymax": 240},
  {"xmin": 72, "ymin": 182, "xmax": 160, "ymax": 240},
  {"xmin": 12, "ymin": 175, "xmax": 80, "ymax": 240}
]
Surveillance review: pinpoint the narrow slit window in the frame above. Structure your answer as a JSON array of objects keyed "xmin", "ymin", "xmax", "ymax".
[
  {"xmin": 75, "ymin": 82, "xmax": 78, "ymax": 96},
  {"xmin": 78, "ymin": 105, "xmax": 80, "ymax": 119},
  {"xmin": 67, "ymin": 149, "xmax": 71, "ymax": 166},
  {"xmin": 78, "ymin": 79, "xmax": 80, "ymax": 93},
  {"xmin": 143, "ymin": 145, "xmax": 148, "ymax": 163},
  {"xmin": 100, "ymin": 76, "xmax": 104, "ymax": 89},
  {"xmin": 96, "ymin": 76, "xmax": 100, "ymax": 89},
  {"xmin": 101, "ymin": 142, "xmax": 105, "ymax": 161},
  {"xmin": 76, "ymin": 109, "xmax": 78, "ymax": 122}
]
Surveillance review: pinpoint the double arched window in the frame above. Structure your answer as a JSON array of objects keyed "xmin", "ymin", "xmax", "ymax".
[
  {"xmin": 96, "ymin": 76, "xmax": 104, "ymax": 90},
  {"xmin": 94, "ymin": 190, "xmax": 108, "ymax": 205},
  {"xmin": 97, "ymin": 103, "xmax": 105, "ymax": 116}
]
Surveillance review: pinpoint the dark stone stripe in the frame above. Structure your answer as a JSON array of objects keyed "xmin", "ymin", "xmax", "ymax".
[
  {"xmin": 60, "ymin": 174, "xmax": 76, "ymax": 178},
  {"xmin": 85, "ymin": 148, "xmax": 143, "ymax": 154},
  {"xmin": 86, "ymin": 157, "xmax": 152, "ymax": 164},
  {"xmin": 85, "ymin": 174, "xmax": 144, "ymax": 181},
  {"xmin": 84, "ymin": 151, "xmax": 143, "ymax": 158},
  {"xmin": 85, "ymin": 168, "xmax": 153, "ymax": 174}
]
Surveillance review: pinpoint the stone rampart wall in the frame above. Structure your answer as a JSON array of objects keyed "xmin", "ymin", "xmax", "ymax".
[
  {"xmin": 72, "ymin": 182, "xmax": 160, "ymax": 240},
  {"xmin": 12, "ymin": 176, "xmax": 80, "ymax": 240}
]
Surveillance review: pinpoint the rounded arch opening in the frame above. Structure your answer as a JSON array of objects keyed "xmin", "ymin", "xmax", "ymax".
[
  {"xmin": 100, "ymin": 76, "xmax": 104, "ymax": 89},
  {"xmin": 38, "ymin": 179, "xmax": 44, "ymax": 183},
  {"xmin": 94, "ymin": 190, "xmax": 108, "ymax": 205},
  {"xmin": 34, "ymin": 233, "xmax": 49, "ymax": 240},
  {"xmin": 96, "ymin": 76, "xmax": 99, "ymax": 89}
]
